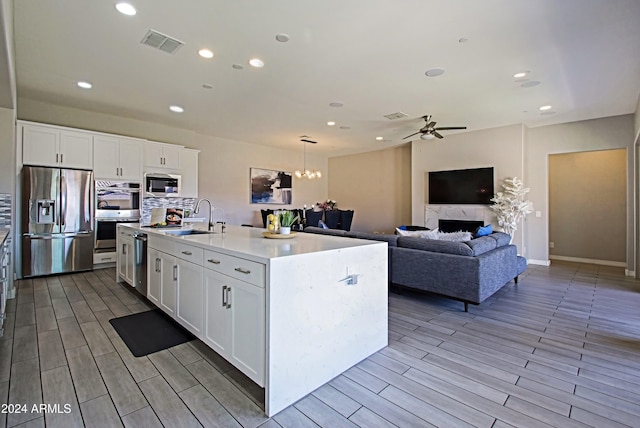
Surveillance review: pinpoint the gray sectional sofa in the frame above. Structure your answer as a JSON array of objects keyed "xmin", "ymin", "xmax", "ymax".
[{"xmin": 304, "ymin": 226, "xmax": 527, "ymax": 311}]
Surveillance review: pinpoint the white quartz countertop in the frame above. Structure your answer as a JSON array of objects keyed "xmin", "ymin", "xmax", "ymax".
[{"xmin": 120, "ymin": 224, "xmax": 385, "ymax": 264}]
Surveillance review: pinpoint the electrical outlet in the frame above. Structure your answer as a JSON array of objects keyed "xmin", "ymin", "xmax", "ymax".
[{"xmin": 549, "ymin": 242, "xmax": 555, "ymax": 249}]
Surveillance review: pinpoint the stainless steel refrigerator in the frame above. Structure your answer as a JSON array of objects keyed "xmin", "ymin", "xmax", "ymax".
[{"xmin": 20, "ymin": 166, "xmax": 94, "ymax": 277}]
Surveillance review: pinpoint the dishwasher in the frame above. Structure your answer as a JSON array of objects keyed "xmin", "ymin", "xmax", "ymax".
[{"xmin": 133, "ymin": 232, "xmax": 147, "ymax": 295}]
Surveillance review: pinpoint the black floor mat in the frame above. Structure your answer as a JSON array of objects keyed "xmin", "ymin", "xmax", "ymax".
[{"xmin": 109, "ymin": 309, "xmax": 195, "ymax": 357}]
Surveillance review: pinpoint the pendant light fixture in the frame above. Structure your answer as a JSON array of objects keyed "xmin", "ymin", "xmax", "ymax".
[{"xmin": 295, "ymin": 138, "xmax": 322, "ymax": 179}]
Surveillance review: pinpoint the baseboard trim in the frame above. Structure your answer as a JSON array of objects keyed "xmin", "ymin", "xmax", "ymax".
[
  {"xmin": 625, "ymin": 269, "xmax": 635, "ymax": 277},
  {"xmin": 528, "ymin": 259, "xmax": 551, "ymax": 266},
  {"xmin": 549, "ymin": 255, "xmax": 626, "ymax": 268}
]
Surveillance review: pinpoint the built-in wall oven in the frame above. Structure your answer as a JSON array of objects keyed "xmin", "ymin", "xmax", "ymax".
[{"xmin": 95, "ymin": 181, "xmax": 141, "ymax": 252}]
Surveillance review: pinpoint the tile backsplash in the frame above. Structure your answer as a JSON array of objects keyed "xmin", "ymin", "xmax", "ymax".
[
  {"xmin": 0, "ymin": 193, "xmax": 11, "ymax": 229},
  {"xmin": 141, "ymin": 197, "xmax": 196, "ymax": 225}
]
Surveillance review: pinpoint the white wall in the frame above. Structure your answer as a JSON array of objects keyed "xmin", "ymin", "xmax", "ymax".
[
  {"xmin": 17, "ymin": 98, "xmax": 329, "ymax": 225},
  {"xmin": 525, "ymin": 114, "xmax": 635, "ymax": 270},
  {"xmin": 411, "ymin": 124, "xmax": 525, "ymax": 250}
]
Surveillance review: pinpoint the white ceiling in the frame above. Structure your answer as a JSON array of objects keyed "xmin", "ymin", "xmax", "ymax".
[{"xmin": 12, "ymin": 0, "xmax": 640, "ymax": 156}]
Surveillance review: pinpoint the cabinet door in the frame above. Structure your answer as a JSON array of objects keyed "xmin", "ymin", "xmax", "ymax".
[
  {"xmin": 118, "ymin": 140, "xmax": 142, "ymax": 181},
  {"xmin": 117, "ymin": 235, "xmax": 134, "ymax": 285},
  {"xmin": 60, "ymin": 131, "xmax": 93, "ymax": 169},
  {"xmin": 159, "ymin": 252, "xmax": 177, "ymax": 316},
  {"xmin": 176, "ymin": 259, "xmax": 204, "ymax": 335},
  {"xmin": 229, "ymin": 278, "xmax": 265, "ymax": 386},
  {"xmin": 203, "ymin": 269, "xmax": 231, "ymax": 356},
  {"xmin": 143, "ymin": 143, "xmax": 164, "ymax": 168},
  {"xmin": 147, "ymin": 248, "xmax": 162, "ymax": 306},
  {"xmin": 93, "ymin": 136, "xmax": 121, "ymax": 180},
  {"xmin": 22, "ymin": 125, "xmax": 59, "ymax": 167},
  {"xmin": 179, "ymin": 149, "xmax": 199, "ymax": 198},
  {"xmin": 161, "ymin": 145, "xmax": 181, "ymax": 170}
]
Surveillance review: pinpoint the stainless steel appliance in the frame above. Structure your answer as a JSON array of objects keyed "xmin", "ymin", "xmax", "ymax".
[
  {"xmin": 95, "ymin": 181, "xmax": 141, "ymax": 251},
  {"xmin": 20, "ymin": 166, "xmax": 94, "ymax": 277},
  {"xmin": 133, "ymin": 231, "xmax": 147, "ymax": 295},
  {"xmin": 144, "ymin": 172, "xmax": 181, "ymax": 197}
]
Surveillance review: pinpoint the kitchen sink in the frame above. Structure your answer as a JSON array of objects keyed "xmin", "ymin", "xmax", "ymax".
[{"xmin": 163, "ymin": 229, "xmax": 216, "ymax": 236}]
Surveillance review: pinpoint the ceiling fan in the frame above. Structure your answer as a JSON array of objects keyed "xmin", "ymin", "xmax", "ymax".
[{"xmin": 402, "ymin": 115, "xmax": 467, "ymax": 140}]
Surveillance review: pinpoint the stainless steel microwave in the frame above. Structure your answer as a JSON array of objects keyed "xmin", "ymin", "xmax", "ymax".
[{"xmin": 144, "ymin": 173, "xmax": 181, "ymax": 197}]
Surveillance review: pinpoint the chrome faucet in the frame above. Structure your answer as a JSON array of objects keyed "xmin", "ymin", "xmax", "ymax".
[
  {"xmin": 194, "ymin": 198, "xmax": 213, "ymax": 231},
  {"xmin": 213, "ymin": 207, "xmax": 226, "ymax": 233}
]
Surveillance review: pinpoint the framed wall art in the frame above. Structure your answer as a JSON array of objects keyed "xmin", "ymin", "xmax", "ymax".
[{"xmin": 250, "ymin": 168, "xmax": 292, "ymax": 204}]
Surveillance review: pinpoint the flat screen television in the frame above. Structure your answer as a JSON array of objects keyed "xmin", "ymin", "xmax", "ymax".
[{"xmin": 428, "ymin": 167, "xmax": 494, "ymax": 205}]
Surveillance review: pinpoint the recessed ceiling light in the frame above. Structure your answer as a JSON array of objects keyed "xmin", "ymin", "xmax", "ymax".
[
  {"xmin": 115, "ymin": 2, "xmax": 136, "ymax": 16},
  {"xmin": 539, "ymin": 105, "xmax": 552, "ymax": 111},
  {"xmin": 198, "ymin": 49, "xmax": 214, "ymax": 59},
  {"xmin": 275, "ymin": 33, "xmax": 290, "ymax": 43},
  {"xmin": 425, "ymin": 68, "xmax": 445, "ymax": 77},
  {"xmin": 232, "ymin": 64, "xmax": 244, "ymax": 70},
  {"xmin": 249, "ymin": 58, "xmax": 264, "ymax": 68},
  {"xmin": 376, "ymin": 136, "xmax": 383, "ymax": 141},
  {"xmin": 77, "ymin": 81, "xmax": 92, "ymax": 89},
  {"xmin": 169, "ymin": 105, "xmax": 184, "ymax": 113},
  {"xmin": 329, "ymin": 102, "xmax": 343, "ymax": 108},
  {"xmin": 327, "ymin": 121, "xmax": 335, "ymax": 126},
  {"xmin": 513, "ymin": 71, "xmax": 530, "ymax": 78},
  {"xmin": 521, "ymin": 80, "xmax": 541, "ymax": 88}
]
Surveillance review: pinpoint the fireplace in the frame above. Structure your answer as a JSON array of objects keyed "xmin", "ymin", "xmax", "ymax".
[{"xmin": 439, "ymin": 219, "xmax": 484, "ymax": 233}]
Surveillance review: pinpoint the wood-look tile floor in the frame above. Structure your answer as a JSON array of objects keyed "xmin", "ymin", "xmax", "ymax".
[{"xmin": 1, "ymin": 262, "xmax": 640, "ymax": 427}]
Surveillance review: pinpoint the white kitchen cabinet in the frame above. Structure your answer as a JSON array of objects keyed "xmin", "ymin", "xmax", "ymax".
[
  {"xmin": 179, "ymin": 148, "xmax": 199, "ymax": 197},
  {"xmin": 116, "ymin": 228, "xmax": 135, "ymax": 285},
  {"xmin": 147, "ymin": 247, "xmax": 162, "ymax": 306},
  {"xmin": 203, "ymin": 265, "xmax": 265, "ymax": 386},
  {"xmin": 176, "ymin": 258, "xmax": 204, "ymax": 335},
  {"xmin": 144, "ymin": 142, "xmax": 181, "ymax": 171},
  {"xmin": 22, "ymin": 123, "xmax": 93, "ymax": 169},
  {"xmin": 93, "ymin": 135, "xmax": 142, "ymax": 181}
]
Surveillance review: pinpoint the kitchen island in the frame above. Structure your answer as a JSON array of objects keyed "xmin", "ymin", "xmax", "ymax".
[{"xmin": 116, "ymin": 224, "xmax": 388, "ymax": 416}]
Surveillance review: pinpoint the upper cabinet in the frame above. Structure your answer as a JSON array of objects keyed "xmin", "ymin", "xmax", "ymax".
[
  {"xmin": 93, "ymin": 135, "xmax": 142, "ymax": 181},
  {"xmin": 22, "ymin": 123, "xmax": 93, "ymax": 170},
  {"xmin": 144, "ymin": 142, "xmax": 181, "ymax": 171},
  {"xmin": 179, "ymin": 148, "xmax": 199, "ymax": 198}
]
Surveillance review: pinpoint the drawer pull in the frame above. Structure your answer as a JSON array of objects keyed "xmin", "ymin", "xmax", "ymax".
[
  {"xmin": 181, "ymin": 251, "xmax": 193, "ymax": 256},
  {"xmin": 207, "ymin": 259, "xmax": 221, "ymax": 264},
  {"xmin": 234, "ymin": 267, "xmax": 251, "ymax": 275}
]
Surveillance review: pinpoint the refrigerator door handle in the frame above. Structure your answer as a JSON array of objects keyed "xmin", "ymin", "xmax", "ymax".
[{"xmin": 60, "ymin": 175, "xmax": 67, "ymax": 230}]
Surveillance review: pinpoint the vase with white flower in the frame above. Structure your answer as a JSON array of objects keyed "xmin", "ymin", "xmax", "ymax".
[{"xmin": 489, "ymin": 177, "xmax": 534, "ymax": 240}]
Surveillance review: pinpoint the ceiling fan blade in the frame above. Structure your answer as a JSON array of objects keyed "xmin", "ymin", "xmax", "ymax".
[
  {"xmin": 402, "ymin": 131, "xmax": 421, "ymax": 140},
  {"xmin": 433, "ymin": 131, "xmax": 444, "ymax": 139},
  {"xmin": 434, "ymin": 126, "xmax": 467, "ymax": 131},
  {"xmin": 426, "ymin": 121, "xmax": 436, "ymax": 129}
]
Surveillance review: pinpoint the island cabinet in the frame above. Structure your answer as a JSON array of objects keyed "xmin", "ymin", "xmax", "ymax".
[
  {"xmin": 202, "ymin": 250, "xmax": 265, "ymax": 386},
  {"xmin": 116, "ymin": 228, "xmax": 135, "ymax": 286},
  {"xmin": 21, "ymin": 123, "xmax": 93, "ymax": 169},
  {"xmin": 93, "ymin": 135, "xmax": 143, "ymax": 181}
]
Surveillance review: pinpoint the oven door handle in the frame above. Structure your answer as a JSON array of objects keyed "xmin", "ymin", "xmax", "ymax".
[{"xmin": 95, "ymin": 218, "xmax": 140, "ymax": 222}]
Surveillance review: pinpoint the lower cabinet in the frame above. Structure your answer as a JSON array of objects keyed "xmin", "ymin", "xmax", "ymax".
[
  {"xmin": 147, "ymin": 247, "xmax": 177, "ymax": 316},
  {"xmin": 176, "ymin": 258, "xmax": 204, "ymax": 336},
  {"xmin": 116, "ymin": 229, "xmax": 134, "ymax": 285},
  {"xmin": 203, "ymin": 268, "xmax": 265, "ymax": 386}
]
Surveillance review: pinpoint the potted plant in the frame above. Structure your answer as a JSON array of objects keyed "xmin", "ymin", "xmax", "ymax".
[
  {"xmin": 489, "ymin": 177, "xmax": 534, "ymax": 239},
  {"xmin": 278, "ymin": 210, "xmax": 300, "ymax": 235}
]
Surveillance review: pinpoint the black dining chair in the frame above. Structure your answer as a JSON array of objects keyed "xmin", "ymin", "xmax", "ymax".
[
  {"xmin": 304, "ymin": 210, "xmax": 324, "ymax": 229},
  {"xmin": 324, "ymin": 210, "xmax": 340, "ymax": 229},
  {"xmin": 339, "ymin": 210, "xmax": 354, "ymax": 231}
]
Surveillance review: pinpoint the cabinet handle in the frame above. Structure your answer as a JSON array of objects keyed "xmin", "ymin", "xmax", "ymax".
[
  {"xmin": 100, "ymin": 257, "xmax": 112, "ymax": 261},
  {"xmin": 234, "ymin": 267, "xmax": 251, "ymax": 275},
  {"xmin": 222, "ymin": 285, "xmax": 227, "ymax": 307},
  {"xmin": 122, "ymin": 244, "xmax": 126, "ymax": 255},
  {"xmin": 207, "ymin": 259, "xmax": 221, "ymax": 264},
  {"xmin": 60, "ymin": 153, "xmax": 63, "ymax": 163},
  {"xmin": 56, "ymin": 153, "xmax": 59, "ymax": 163},
  {"xmin": 181, "ymin": 251, "xmax": 192, "ymax": 256},
  {"xmin": 173, "ymin": 265, "xmax": 178, "ymax": 281},
  {"xmin": 119, "ymin": 167, "xmax": 122, "ymax": 176},
  {"xmin": 225, "ymin": 287, "xmax": 231, "ymax": 309},
  {"xmin": 155, "ymin": 258, "xmax": 161, "ymax": 272}
]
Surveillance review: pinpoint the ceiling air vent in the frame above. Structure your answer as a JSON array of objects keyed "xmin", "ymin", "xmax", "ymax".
[
  {"xmin": 140, "ymin": 29, "xmax": 185, "ymax": 54},
  {"xmin": 384, "ymin": 112, "xmax": 409, "ymax": 120}
]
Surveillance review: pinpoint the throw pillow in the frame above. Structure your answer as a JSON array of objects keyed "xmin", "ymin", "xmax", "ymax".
[
  {"xmin": 437, "ymin": 231, "xmax": 473, "ymax": 242},
  {"xmin": 395, "ymin": 228, "xmax": 427, "ymax": 237},
  {"xmin": 420, "ymin": 228, "xmax": 440, "ymax": 240},
  {"xmin": 474, "ymin": 224, "xmax": 493, "ymax": 238}
]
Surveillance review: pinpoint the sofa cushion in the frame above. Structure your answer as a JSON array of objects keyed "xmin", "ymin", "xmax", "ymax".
[
  {"xmin": 437, "ymin": 231, "xmax": 473, "ymax": 242},
  {"xmin": 347, "ymin": 231, "xmax": 398, "ymax": 247},
  {"xmin": 466, "ymin": 236, "xmax": 497, "ymax": 256},
  {"xmin": 397, "ymin": 236, "xmax": 473, "ymax": 256},
  {"xmin": 489, "ymin": 232, "xmax": 511, "ymax": 247}
]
